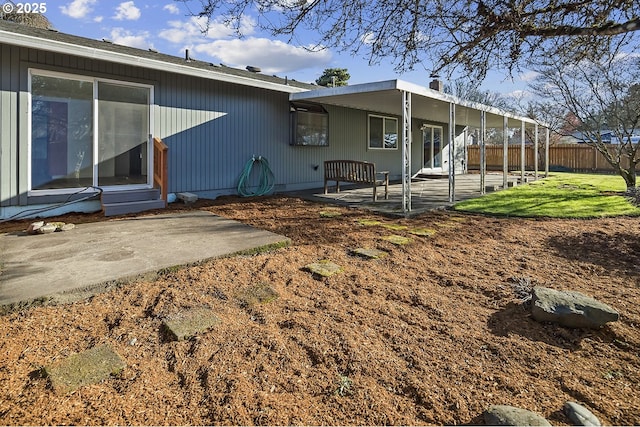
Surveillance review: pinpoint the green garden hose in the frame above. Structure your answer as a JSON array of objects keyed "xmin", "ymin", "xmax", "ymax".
[{"xmin": 237, "ymin": 156, "xmax": 275, "ymax": 197}]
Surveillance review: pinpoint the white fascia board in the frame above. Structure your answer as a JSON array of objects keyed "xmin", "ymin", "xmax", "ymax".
[
  {"xmin": 290, "ymin": 80, "xmax": 400, "ymax": 100},
  {"xmin": 1, "ymin": 30, "xmax": 308, "ymax": 94},
  {"xmin": 394, "ymin": 80, "xmax": 543, "ymax": 126}
]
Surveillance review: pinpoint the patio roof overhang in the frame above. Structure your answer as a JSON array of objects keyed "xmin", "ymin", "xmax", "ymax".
[
  {"xmin": 290, "ymin": 79, "xmax": 540, "ymax": 128},
  {"xmin": 290, "ymin": 80, "xmax": 549, "ymax": 216}
]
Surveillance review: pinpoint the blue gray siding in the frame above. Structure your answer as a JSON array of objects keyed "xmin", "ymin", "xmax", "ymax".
[{"xmin": 1, "ymin": 42, "xmax": 458, "ymax": 210}]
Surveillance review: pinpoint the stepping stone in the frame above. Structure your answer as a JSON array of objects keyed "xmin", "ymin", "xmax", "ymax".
[
  {"xmin": 319, "ymin": 210, "xmax": 342, "ymax": 218},
  {"xmin": 408, "ymin": 227, "xmax": 437, "ymax": 237},
  {"xmin": 382, "ymin": 235, "xmax": 411, "ymax": 245},
  {"xmin": 236, "ymin": 283, "xmax": 279, "ymax": 307},
  {"xmin": 162, "ymin": 307, "xmax": 220, "ymax": 341},
  {"xmin": 381, "ymin": 224, "xmax": 408, "ymax": 231},
  {"xmin": 357, "ymin": 219, "xmax": 382, "ymax": 226},
  {"xmin": 352, "ymin": 248, "xmax": 387, "ymax": 259},
  {"xmin": 44, "ymin": 344, "xmax": 126, "ymax": 393},
  {"xmin": 305, "ymin": 260, "xmax": 342, "ymax": 277}
]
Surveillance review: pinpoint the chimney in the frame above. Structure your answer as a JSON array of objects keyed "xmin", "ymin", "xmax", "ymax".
[{"xmin": 429, "ymin": 78, "xmax": 443, "ymax": 92}]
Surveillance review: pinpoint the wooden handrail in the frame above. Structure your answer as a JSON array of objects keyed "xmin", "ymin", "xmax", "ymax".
[{"xmin": 153, "ymin": 137, "xmax": 168, "ymax": 203}]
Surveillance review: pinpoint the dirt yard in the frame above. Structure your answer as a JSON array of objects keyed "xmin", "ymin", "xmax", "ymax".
[{"xmin": 0, "ymin": 195, "xmax": 639, "ymax": 425}]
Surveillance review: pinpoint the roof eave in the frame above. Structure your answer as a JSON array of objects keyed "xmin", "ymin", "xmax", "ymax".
[{"xmin": 1, "ymin": 29, "xmax": 308, "ymax": 94}]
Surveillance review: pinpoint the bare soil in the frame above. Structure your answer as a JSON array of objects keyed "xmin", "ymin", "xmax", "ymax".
[{"xmin": 1, "ymin": 195, "xmax": 639, "ymax": 426}]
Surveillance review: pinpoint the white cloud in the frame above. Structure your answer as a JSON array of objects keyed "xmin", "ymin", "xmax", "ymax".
[
  {"xmin": 113, "ymin": 1, "xmax": 141, "ymax": 21},
  {"xmin": 109, "ymin": 28, "xmax": 152, "ymax": 50},
  {"xmin": 163, "ymin": 4, "xmax": 180, "ymax": 15},
  {"xmin": 505, "ymin": 89, "xmax": 533, "ymax": 100},
  {"xmin": 519, "ymin": 71, "xmax": 539, "ymax": 82},
  {"xmin": 193, "ymin": 37, "xmax": 332, "ymax": 74},
  {"xmin": 60, "ymin": 0, "xmax": 96, "ymax": 19},
  {"xmin": 94, "ymin": 16, "xmax": 103, "ymax": 23},
  {"xmin": 159, "ymin": 15, "xmax": 256, "ymax": 44}
]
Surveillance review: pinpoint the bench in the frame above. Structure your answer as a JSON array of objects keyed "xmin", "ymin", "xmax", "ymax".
[{"xmin": 324, "ymin": 160, "xmax": 389, "ymax": 201}]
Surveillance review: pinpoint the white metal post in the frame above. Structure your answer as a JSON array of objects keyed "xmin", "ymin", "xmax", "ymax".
[
  {"xmin": 480, "ymin": 111, "xmax": 486, "ymax": 194},
  {"xmin": 534, "ymin": 123, "xmax": 539, "ymax": 179},
  {"xmin": 545, "ymin": 127, "xmax": 550, "ymax": 177},
  {"xmin": 448, "ymin": 103, "xmax": 456, "ymax": 203},
  {"xmin": 503, "ymin": 116, "xmax": 509, "ymax": 189},
  {"xmin": 402, "ymin": 90, "xmax": 412, "ymax": 215},
  {"xmin": 521, "ymin": 121, "xmax": 526, "ymax": 183}
]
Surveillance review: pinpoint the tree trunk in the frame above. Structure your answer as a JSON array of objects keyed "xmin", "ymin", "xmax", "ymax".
[{"xmin": 619, "ymin": 168, "xmax": 636, "ymax": 190}]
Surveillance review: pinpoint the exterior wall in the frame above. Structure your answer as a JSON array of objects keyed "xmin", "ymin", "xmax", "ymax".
[{"xmin": 0, "ymin": 41, "xmax": 469, "ymax": 217}]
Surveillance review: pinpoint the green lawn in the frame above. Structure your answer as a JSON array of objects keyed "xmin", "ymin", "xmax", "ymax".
[{"xmin": 453, "ymin": 173, "xmax": 640, "ymax": 218}]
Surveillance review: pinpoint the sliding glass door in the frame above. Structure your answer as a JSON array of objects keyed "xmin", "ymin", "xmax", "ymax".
[
  {"xmin": 30, "ymin": 70, "xmax": 152, "ymax": 192},
  {"xmin": 97, "ymin": 82, "xmax": 150, "ymax": 186}
]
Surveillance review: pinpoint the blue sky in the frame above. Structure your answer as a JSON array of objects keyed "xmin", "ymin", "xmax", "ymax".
[{"xmin": 37, "ymin": 0, "xmax": 534, "ymax": 97}]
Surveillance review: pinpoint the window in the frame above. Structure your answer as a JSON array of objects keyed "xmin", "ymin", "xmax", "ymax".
[
  {"xmin": 290, "ymin": 102, "xmax": 329, "ymax": 146},
  {"xmin": 369, "ymin": 115, "xmax": 398, "ymax": 149},
  {"xmin": 29, "ymin": 70, "xmax": 152, "ymax": 192}
]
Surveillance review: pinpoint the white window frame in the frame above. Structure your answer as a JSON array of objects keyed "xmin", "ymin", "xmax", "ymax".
[
  {"xmin": 27, "ymin": 68, "xmax": 155, "ymax": 195},
  {"xmin": 368, "ymin": 114, "xmax": 399, "ymax": 150}
]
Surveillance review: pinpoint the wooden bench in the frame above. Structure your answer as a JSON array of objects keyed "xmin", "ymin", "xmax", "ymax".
[{"xmin": 324, "ymin": 160, "xmax": 389, "ymax": 201}]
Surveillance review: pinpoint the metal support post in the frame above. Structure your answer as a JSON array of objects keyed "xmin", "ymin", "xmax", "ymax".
[
  {"xmin": 401, "ymin": 90, "xmax": 412, "ymax": 215},
  {"xmin": 448, "ymin": 103, "xmax": 456, "ymax": 203},
  {"xmin": 480, "ymin": 111, "xmax": 486, "ymax": 194},
  {"xmin": 521, "ymin": 121, "xmax": 526, "ymax": 183},
  {"xmin": 503, "ymin": 116, "xmax": 508, "ymax": 189},
  {"xmin": 545, "ymin": 127, "xmax": 550, "ymax": 177},
  {"xmin": 534, "ymin": 123, "xmax": 539, "ymax": 179}
]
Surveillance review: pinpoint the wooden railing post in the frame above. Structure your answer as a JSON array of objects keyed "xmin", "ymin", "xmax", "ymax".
[{"xmin": 153, "ymin": 137, "xmax": 169, "ymax": 204}]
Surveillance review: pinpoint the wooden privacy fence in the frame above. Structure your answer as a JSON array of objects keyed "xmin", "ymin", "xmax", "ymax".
[{"xmin": 467, "ymin": 145, "xmax": 630, "ymax": 173}]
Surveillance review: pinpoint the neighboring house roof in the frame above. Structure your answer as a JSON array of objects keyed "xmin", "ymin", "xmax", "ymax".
[{"xmin": 0, "ymin": 19, "xmax": 316, "ymax": 93}]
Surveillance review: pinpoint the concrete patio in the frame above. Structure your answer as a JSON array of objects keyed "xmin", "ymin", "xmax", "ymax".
[{"xmin": 293, "ymin": 172, "xmax": 536, "ymax": 216}]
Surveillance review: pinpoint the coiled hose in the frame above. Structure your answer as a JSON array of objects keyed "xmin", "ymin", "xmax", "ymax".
[{"xmin": 237, "ymin": 156, "xmax": 275, "ymax": 197}]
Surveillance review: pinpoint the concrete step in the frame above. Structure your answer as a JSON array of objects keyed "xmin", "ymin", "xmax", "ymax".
[
  {"xmin": 102, "ymin": 199, "xmax": 166, "ymax": 216},
  {"xmin": 101, "ymin": 188, "xmax": 161, "ymax": 204},
  {"xmin": 101, "ymin": 188, "xmax": 165, "ymax": 216}
]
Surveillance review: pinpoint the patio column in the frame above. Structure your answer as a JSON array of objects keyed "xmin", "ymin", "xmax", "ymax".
[
  {"xmin": 534, "ymin": 123, "xmax": 539, "ymax": 179},
  {"xmin": 402, "ymin": 90, "xmax": 412, "ymax": 215},
  {"xmin": 503, "ymin": 116, "xmax": 509, "ymax": 189},
  {"xmin": 480, "ymin": 111, "xmax": 486, "ymax": 195},
  {"xmin": 449, "ymin": 102, "xmax": 456, "ymax": 203},
  {"xmin": 521, "ymin": 121, "xmax": 526, "ymax": 183},
  {"xmin": 545, "ymin": 127, "xmax": 550, "ymax": 177}
]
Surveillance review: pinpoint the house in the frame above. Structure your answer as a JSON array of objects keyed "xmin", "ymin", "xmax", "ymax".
[{"xmin": 0, "ymin": 20, "xmax": 544, "ymax": 219}]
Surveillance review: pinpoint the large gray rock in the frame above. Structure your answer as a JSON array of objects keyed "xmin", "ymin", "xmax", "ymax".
[
  {"xmin": 531, "ymin": 286, "xmax": 619, "ymax": 329},
  {"xmin": 484, "ymin": 405, "xmax": 551, "ymax": 426},
  {"xmin": 564, "ymin": 402, "xmax": 601, "ymax": 426}
]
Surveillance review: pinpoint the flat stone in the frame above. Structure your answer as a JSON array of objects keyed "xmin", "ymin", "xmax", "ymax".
[
  {"xmin": 352, "ymin": 248, "xmax": 387, "ymax": 259},
  {"xmin": 531, "ymin": 286, "xmax": 619, "ymax": 329},
  {"xmin": 357, "ymin": 219, "xmax": 382, "ymax": 226},
  {"xmin": 382, "ymin": 235, "xmax": 411, "ymax": 245},
  {"xmin": 26, "ymin": 221, "xmax": 45, "ymax": 235},
  {"xmin": 319, "ymin": 210, "xmax": 342, "ymax": 218},
  {"xmin": 236, "ymin": 283, "xmax": 279, "ymax": 307},
  {"xmin": 60, "ymin": 223, "xmax": 76, "ymax": 231},
  {"xmin": 564, "ymin": 402, "xmax": 601, "ymax": 426},
  {"xmin": 305, "ymin": 260, "xmax": 342, "ymax": 277},
  {"xmin": 162, "ymin": 307, "xmax": 220, "ymax": 341},
  {"xmin": 408, "ymin": 227, "xmax": 437, "ymax": 237},
  {"xmin": 176, "ymin": 192, "xmax": 198, "ymax": 203},
  {"xmin": 44, "ymin": 344, "xmax": 126, "ymax": 393},
  {"xmin": 484, "ymin": 405, "xmax": 551, "ymax": 426},
  {"xmin": 36, "ymin": 224, "xmax": 57, "ymax": 234}
]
